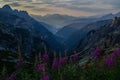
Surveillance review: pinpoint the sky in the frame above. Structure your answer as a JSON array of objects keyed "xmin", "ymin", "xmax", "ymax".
[{"xmin": 0, "ymin": 0, "xmax": 120, "ymax": 16}]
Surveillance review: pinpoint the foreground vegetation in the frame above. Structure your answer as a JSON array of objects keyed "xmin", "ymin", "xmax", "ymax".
[{"xmin": 1, "ymin": 47, "xmax": 120, "ymax": 80}]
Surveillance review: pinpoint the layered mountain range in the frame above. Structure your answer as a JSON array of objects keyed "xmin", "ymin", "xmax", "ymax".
[
  {"xmin": 31, "ymin": 14, "xmax": 77, "ymax": 29},
  {"xmin": 0, "ymin": 5, "xmax": 120, "ymax": 55},
  {"xmin": 55, "ymin": 12, "xmax": 120, "ymax": 51}
]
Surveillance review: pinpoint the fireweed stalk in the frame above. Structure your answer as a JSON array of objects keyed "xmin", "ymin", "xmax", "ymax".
[
  {"xmin": 92, "ymin": 47, "xmax": 101, "ymax": 67},
  {"xmin": 111, "ymin": 48, "xmax": 120, "ymax": 59},
  {"xmin": 104, "ymin": 48, "xmax": 120, "ymax": 68},
  {"xmin": 52, "ymin": 52, "xmax": 59, "ymax": 69},
  {"xmin": 42, "ymin": 45, "xmax": 49, "ymax": 62},
  {"xmin": 37, "ymin": 63, "xmax": 44, "ymax": 74},
  {"xmin": 93, "ymin": 47, "xmax": 101, "ymax": 59},
  {"xmin": 42, "ymin": 53, "xmax": 49, "ymax": 62},
  {"xmin": 73, "ymin": 51, "xmax": 79, "ymax": 61},
  {"xmin": 104, "ymin": 55, "xmax": 115, "ymax": 68},
  {"xmin": 34, "ymin": 55, "xmax": 42, "ymax": 74},
  {"xmin": 40, "ymin": 65, "xmax": 50, "ymax": 80}
]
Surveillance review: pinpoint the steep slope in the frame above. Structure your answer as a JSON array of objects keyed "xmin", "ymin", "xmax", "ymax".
[
  {"xmin": 77, "ymin": 17, "xmax": 120, "ymax": 52},
  {"xmin": 0, "ymin": 22, "xmax": 37, "ymax": 55},
  {"xmin": 0, "ymin": 5, "xmax": 64, "ymax": 54}
]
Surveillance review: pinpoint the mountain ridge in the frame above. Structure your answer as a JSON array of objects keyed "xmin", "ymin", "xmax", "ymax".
[{"xmin": 0, "ymin": 5, "xmax": 64, "ymax": 55}]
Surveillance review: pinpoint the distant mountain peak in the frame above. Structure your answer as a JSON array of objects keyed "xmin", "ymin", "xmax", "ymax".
[
  {"xmin": 0, "ymin": 5, "xmax": 31, "ymax": 21},
  {"xmin": 0, "ymin": 5, "xmax": 28, "ymax": 15},
  {"xmin": 2, "ymin": 5, "xmax": 12, "ymax": 11}
]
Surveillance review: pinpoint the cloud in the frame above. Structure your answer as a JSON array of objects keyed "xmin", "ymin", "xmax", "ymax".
[
  {"xmin": 32, "ymin": 7, "xmax": 54, "ymax": 12},
  {"xmin": 2, "ymin": 0, "xmax": 12, "ymax": 1},
  {"xmin": 101, "ymin": 0, "xmax": 120, "ymax": 9},
  {"xmin": 0, "ymin": 0, "xmax": 120, "ymax": 16},
  {"xmin": 70, "ymin": 1, "xmax": 94, "ymax": 5},
  {"xmin": 9, "ymin": 2, "xmax": 21, "ymax": 7},
  {"xmin": 54, "ymin": 3, "xmax": 107, "ymax": 13}
]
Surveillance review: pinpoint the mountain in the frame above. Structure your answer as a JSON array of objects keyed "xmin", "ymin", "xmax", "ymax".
[
  {"xmin": 56, "ymin": 18, "xmax": 99, "ymax": 41},
  {"xmin": 63, "ymin": 20, "xmax": 111, "ymax": 51},
  {"xmin": 31, "ymin": 14, "xmax": 77, "ymax": 29},
  {"xmin": 56, "ymin": 13, "xmax": 115, "ymax": 37},
  {"xmin": 32, "ymin": 12, "xmax": 120, "ymax": 34},
  {"xmin": 76, "ymin": 17, "xmax": 120, "ymax": 52},
  {"xmin": 0, "ymin": 5, "xmax": 64, "ymax": 55},
  {"xmin": 56, "ymin": 17, "xmax": 101, "ymax": 44},
  {"xmin": 56, "ymin": 12, "xmax": 120, "ymax": 51}
]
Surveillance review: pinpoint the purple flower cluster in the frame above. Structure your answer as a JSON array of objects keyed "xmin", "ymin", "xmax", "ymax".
[
  {"xmin": 43, "ymin": 53, "xmax": 49, "ymax": 62},
  {"xmin": 52, "ymin": 52, "xmax": 69, "ymax": 69},
  {"xmin": 104, "ymin": 48, "xmax": 120, "ymax": 67},
  {"xmin": 37, "ymin": 64, "xmax": 44, "ymax": 73},
  {"xmin": 52, "ymin": 59, "xmax": 59, "ymax": 68},
  {"xmin": 111, "ymin": 48, "xmax": 120, "ymax": 59},
  {"xmin": 93, "ymin": 47, "xmax": 101, "ymax": 58},
  {"xmin": 59, "ymin": 58, "xmax": 65, "ymax": 66},
  {"xmin": 52, "ymin": 57, "xmax": 66, "ymax": 69},
  {"xmin": 104, "ymin": 56, "xmax": 115, "ymax": 67}
]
